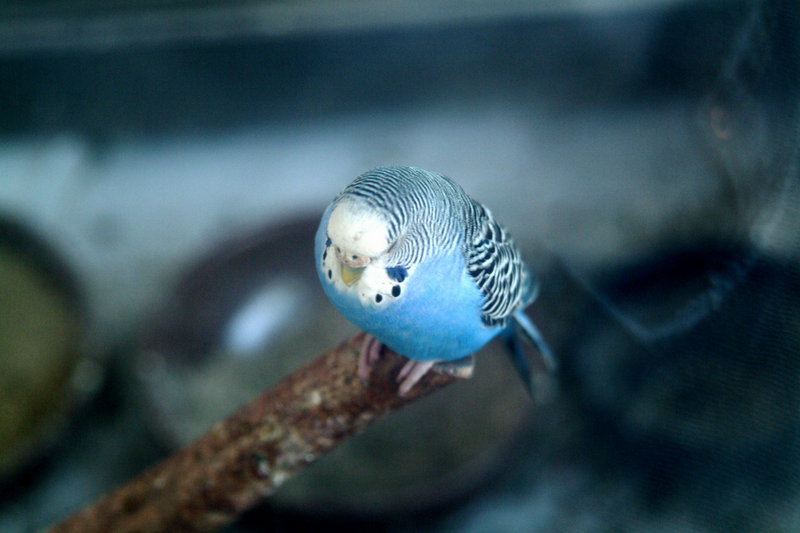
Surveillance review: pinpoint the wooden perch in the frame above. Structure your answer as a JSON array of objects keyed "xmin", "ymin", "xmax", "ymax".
[{"xmin": 47, "ymin": 332, "xmax": 462, "ymax": 533}]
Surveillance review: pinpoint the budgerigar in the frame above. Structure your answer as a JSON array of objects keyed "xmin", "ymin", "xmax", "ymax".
[{"xmin": 315, "ymin": 166, "xmax": 555, "ymax": 395}]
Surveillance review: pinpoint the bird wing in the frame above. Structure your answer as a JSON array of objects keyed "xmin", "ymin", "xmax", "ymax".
[{"xmin": 465, "ymin": 202, "xmax": 535, "ymax": 327}]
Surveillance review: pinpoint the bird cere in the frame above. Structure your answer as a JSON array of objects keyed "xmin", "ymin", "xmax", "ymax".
[{"xmin": 315, "ymin": 166, "xmax": 555, "ymax": 396}]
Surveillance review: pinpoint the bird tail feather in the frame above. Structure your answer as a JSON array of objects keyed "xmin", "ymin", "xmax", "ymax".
[
  {"xmin": 513, "ymin": 310, "xmax": 557, "ymax": 372},
  {"xmin": 504, "ymin": 311, "xmax": 557, "ymax": 397}
]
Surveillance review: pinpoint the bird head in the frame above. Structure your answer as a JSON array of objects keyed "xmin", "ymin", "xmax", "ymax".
[{"xmin": 326, "ymin": 199, "xmax": 391, "ymax": 285}]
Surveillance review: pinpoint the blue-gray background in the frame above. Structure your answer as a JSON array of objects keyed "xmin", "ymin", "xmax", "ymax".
[{"xmin": 1, "ymin": 1, "xmax": 798, "ymax": 531}]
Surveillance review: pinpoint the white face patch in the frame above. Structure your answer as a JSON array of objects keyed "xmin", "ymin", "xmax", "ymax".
[
  {"xmin": 327, "ymin": 200, "xmax": 391, "ymax": 259},
  {"xmin": 321, "ymin": 233, "xmax": 414, "ymax": 308}
]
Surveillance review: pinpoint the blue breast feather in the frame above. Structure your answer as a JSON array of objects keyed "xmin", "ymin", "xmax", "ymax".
[{"xmin": 315, "ymin": 206, "xmax": 503, "ymax": 361}]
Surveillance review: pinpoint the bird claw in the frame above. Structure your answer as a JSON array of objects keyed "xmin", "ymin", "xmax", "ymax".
[
  {"xmin": 357, "ymin": 334, "xmax": 384, "ymax": 383},
  {"xmin": 358, "ymin": 334, "xmax": 473, "ymax": 396},
  {"xmin": 398, "ymin": 356, "xmax": 474, "ymax": 395},
  {"xmin": 397, "ymin": 360, "xmax": 436, "ymax": 396}
]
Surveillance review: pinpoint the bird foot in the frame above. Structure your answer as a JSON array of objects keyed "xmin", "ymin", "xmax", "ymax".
[
  {"xmin": 397, "ymin": 359, "xmax": 436, "ymax": 396},
  {"xmin": 357, "ymin": 334, "xmax": 474, "ymax": 396},
  {"xmin": 357, "ymin": 334, "xmax": 384, "ymax": 383},
  {"xmin": 396, "ymin": 355, "xmax": 475, "ymax": 396},
  {"xmin": 357, "ymin": 335, "xmax": 435, "ymax": 396}
]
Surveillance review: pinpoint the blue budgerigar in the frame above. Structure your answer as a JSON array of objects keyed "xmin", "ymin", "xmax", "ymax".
[{"xmin": 315, "ymin": 166, "xmax": 555, "ymax": 395}]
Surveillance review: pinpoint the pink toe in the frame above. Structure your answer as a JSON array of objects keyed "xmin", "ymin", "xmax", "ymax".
[
  {"xmin": 397, "ymin": 360, "xmax": 436, "ymax": 396},
  {"xmin": 357, "ymin": 334, "xmax": 383, "ymax": 384}
]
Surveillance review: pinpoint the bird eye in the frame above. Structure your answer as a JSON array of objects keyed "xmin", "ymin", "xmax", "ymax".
[{"xmin": 351, "ymin": 255, "xmax": 358, "ymax": 260}]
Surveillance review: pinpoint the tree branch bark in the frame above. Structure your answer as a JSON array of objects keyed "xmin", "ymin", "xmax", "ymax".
[{"xmin": 47, "ymin": 332, "xmax": 462, "ymax": 533}]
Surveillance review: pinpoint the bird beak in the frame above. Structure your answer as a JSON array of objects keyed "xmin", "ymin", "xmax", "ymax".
[{"xmin": 340, "ymin": 263, "xmax": 365, "ymax": 285}]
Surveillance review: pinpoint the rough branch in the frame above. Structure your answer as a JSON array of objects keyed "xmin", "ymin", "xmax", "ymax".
[{"xmin": 46, "ymin": 332, "xmax": 462, "ymax": 533}]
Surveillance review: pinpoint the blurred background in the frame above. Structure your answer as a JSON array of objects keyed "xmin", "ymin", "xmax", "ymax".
[{"xmin": 1, "ymin": 0, "xmax": 798, "ymax": 531}]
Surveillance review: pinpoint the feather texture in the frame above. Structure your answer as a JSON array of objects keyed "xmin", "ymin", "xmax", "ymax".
[
  {"xmin": 464, "ymin": 201, "xmax": 536, "ymax": 326},
  {"xmin": 332, "ymin": 166, "xmax": 535, "ymax": 326}
]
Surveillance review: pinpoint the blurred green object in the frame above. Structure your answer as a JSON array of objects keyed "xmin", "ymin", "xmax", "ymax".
[{"xmin": 0, "ymin": 224, "xmax": 84, "ymax": 479}]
